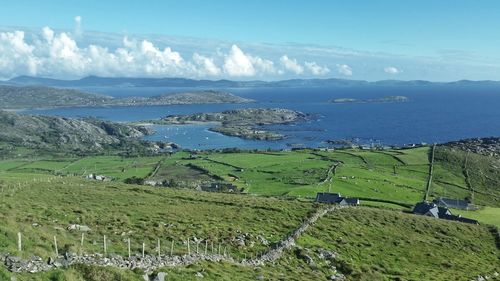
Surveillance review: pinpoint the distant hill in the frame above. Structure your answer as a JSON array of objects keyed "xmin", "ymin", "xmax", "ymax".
[
  {"xmin": 0, "ymin": 86, "xmax": 252, "ymax": 109},
  {"xmin": 0, "ymin": 110, "xmax": 152, "ymax": 152},
  {"xmin": 0, "ymin": 85, "xmax": 113, "ymax": 109},
  {"xmin": 114, "ymin": 90, "xmax": 253, "ymax": 106},
  {"xmin": 7, "ymin": 75, "xmax": 500, "ymax": 88}
]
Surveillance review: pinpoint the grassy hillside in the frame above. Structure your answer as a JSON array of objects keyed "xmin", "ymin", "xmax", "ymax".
[
  {"xmin": 433, "ymin": 146, "xmax": 500, "ymax": 207},
  {"xmin": 297, "ymin": 207, "xmax": 499, "ymax": 281},
  {"xmin": 0, "ymin": 178, "xmax": 498, "ymax": 280}
]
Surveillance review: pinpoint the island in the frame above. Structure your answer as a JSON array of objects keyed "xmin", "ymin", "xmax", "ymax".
[
  {"xmin": 0, "ymin": 86, "xmax": 253, "ymax": 110},
  {"xmin": 150, "ymin": 108, "xmax": 307, "ymax": 140},
  {"xmin": 331, "ymin": 95, "xmax": 410, "ymax": 104}
]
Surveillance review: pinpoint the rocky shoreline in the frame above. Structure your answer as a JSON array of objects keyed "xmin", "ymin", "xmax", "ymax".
[
  {"xmin": 151, "ymin": 108, "xmax": 307, "ymax": 141},
  {"xmin": 443, "ymin": 137, "xmax": 500, "ymax": 157}
]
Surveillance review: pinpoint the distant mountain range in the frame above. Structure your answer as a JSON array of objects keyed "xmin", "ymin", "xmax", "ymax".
[
  {"xmin": 4, "ymin": 75, "xmax": 500, "ymax": 88},
  {"xmin": 0, "ymin": 86, "xmax": 252, "ymax": 110}
]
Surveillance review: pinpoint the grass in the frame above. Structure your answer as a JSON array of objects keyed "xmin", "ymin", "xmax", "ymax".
[
  {"xmin": 297, "ymin": 207, "xmax": 499, "ymax": 281},
  {"xmin": 433, "ymin": 146, "xmax": 500, "ymax": 207},
  {"xmin": 453, "ymin": 207, "xmax": 500, "ymax": 227},
  {"xmin": 1, "ymin": 193, "xmax": 498, "ymax": 280},
  {"xmin": 0, "ymin": 178, "xmax": 311, "ymax": 260},
  {"xmin": 1, "ymin": 146, "xmax": 499, "ymax": 225}
]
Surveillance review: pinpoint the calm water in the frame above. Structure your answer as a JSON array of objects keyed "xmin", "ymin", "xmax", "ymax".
[{"xmin": 27, "ymin": 84, "xmax": 500, "ymax": 150}]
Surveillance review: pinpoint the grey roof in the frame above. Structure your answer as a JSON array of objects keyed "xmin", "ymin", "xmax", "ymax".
[
  {"xmin": 433, "ymin": 198, "xmax": 470, "ymax": 209},
  {"xmin": 413, "ymin": 201, "xmax": 478, "ymax": 224},
  {"xmin": 412, "ymin": 202, "xmax": 441, "ymax": 218},
  {"xmin": 340, "ymin": 198, "xmax": 360, "ymax": 205},
  {"xmin": 437, "ymin": 207, "xmax": 451, "ymax": 217},
  {"xmin": 316, "ymin": 192, "xmax": 343, "ymax": 203}
]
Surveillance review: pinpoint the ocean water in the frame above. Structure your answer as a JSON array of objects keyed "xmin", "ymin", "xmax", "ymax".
[{"xmin": 27, "ymin": 84, "xmax": 500, "ymax": 150}]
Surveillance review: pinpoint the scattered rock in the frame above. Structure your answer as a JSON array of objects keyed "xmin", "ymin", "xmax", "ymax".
[
  {"xmin": 317, "ymin": 248, "xmax": 337, "ymax": 260},
  {"xmin": 67, "ymin": 224, "xmax": 91, "ymax": 232},
  {"xmin": 154, "ymin": 272, "xmax": 167, "ymax": 281},
  {"xmin": 195, "ymin": 272, "xmax": 204, "ymax": 278}
]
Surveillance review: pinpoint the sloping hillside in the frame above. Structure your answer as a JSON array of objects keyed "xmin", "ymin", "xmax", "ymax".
[
  {"xmin": 0, "ymin": 111, "xmax": 150, "ymax": 152},
  {"xmin": 0, "ymin": 178, "xmax": 497, "ymax": 280}
]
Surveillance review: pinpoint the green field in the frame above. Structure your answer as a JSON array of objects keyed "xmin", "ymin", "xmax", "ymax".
[
  {"xmin": 0, "ymin": 177, "xmax": 498, "ymax": 280},
  {"xmin": 1, "ymin": 146, "xmax": 499, "ymax": 227}
]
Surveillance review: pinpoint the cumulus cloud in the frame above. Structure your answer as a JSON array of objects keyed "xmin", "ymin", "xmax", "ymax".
[
  {"xmin": 223, "ymin": 45, "xmax": 255, "ymax": 76},
  {"xmin": 280, "ymin": 55, "xmax": 304, "ymax": 74},
  {"xmin": 193, "ymin": 53, "xmax": 221, "ymax": 76},
  {"xmin": 337, "ymin": 64, "xmax": 352, "ymax": 76},
  {"xmin": 0, "ymin": 31, "xmax": 38, "ymax": 77},
  {"xmin": 0, "ymin": 27, "xmax": 335, "ymax": 80},
  {"xmin": 305, "ymin": 61, "xmax": 330, "ymax": 75},
  {"xmin": 384, "ymin": 66, "xmax": 400, "ymax": 74}
]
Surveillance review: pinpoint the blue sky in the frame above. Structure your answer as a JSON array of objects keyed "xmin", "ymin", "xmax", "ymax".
[{"xmin": 0, "ymin": 0, "xmax": 499, "ymax": 81}]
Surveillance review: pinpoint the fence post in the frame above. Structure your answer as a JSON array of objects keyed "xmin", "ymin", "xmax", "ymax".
[
  {"xmin": 157, "ymin": 238, "xmax": 161, "ymax": 258},
  {"xmin": 196, "ymin": 242, "xmax": 199, "ymax": 254},
  {"xmin": 103, "ymin": 235, "xmax": 107, "ymax": 255},
  {"xmin": 54, "ymin": 236, "xmax": 58, "ymax": 256},
  {"xmin": 170, "ymin": 240, "xmax": 174, "ymax": 256},
  {"xmin": 128, "ymin": 238, "xmax": 131, "ymax": 258},
  {"xmin": 187, "ymin": 238, "xmax": 191, "ymax": 255},
  {"xmin": 17, "ymin": 232, "xmax": 22, "ymax": 252},
  {"xmin": 205, "ymin": 240, "xmax": 208, "ymax": 255},
  {"xmin": 142, "ymin": 242, "xmax": 145, "ymax": 258}
]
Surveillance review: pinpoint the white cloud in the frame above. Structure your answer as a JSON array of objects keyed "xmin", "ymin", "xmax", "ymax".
[
  {"xmin": 251, "ymin": 56, "xmax": 276, "ymax": 75},
  {"xmin": 193, "ymin": 53, "xmax": 221, "ymax": 76},
  {"xmin": 0, "ymin": 31, "xmax": 38, "ymax": 77},
  {"xmin": 384, "ymin": 66, "xmax": 400, "ymax": 74},
  {"xmin": 337, "ymin": 64, "xmax": 352, "ymax": 76},
  {"xmin": 305, "ymin": 61, "xmax": 330, "ymax": 75},
  {"xmin": 223, "ymin": 45, "xmax": 255, "ymax": 77},
  {"xmin": 280, "ymin": 55, "xmax": 303, "ymax": 74},
  {"xmin": 0, "ymin": 27, "xmax": 341, "ymax": 80}
]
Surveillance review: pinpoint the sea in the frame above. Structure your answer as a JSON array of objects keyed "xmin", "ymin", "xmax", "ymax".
[{"xmin": 26, "ymin": 84, "xmax": 500, "ymax": 150}]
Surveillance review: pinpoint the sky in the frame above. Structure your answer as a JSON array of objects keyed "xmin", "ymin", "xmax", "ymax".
[{"xmin": 0, "ymin": 0, "xmax": 499, "ymax": 81}]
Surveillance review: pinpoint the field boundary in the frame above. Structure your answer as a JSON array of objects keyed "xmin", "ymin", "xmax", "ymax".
[
  {"xmin": 2, "ymin": 205, "xmax": 345, "ymax": 273},
  {"xmin": 424, "ymin": 144, "xmax": 436, "ymax": 201}
]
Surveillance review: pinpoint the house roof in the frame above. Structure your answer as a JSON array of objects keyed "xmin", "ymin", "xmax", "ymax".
[
  {"xmin": 341, "ymin": 198, "xmax": 360, "ymax": 205},
  {"xmin": 433, "ymin": 197, "xmax": 470, "ymax": 208},
  {"xmin": 437, "ymin": 207, "xmax": 451, "ymax": 217},
  {"xmin": 315, "ymin": 192, "xmax": 343, "ymax": 203}
]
